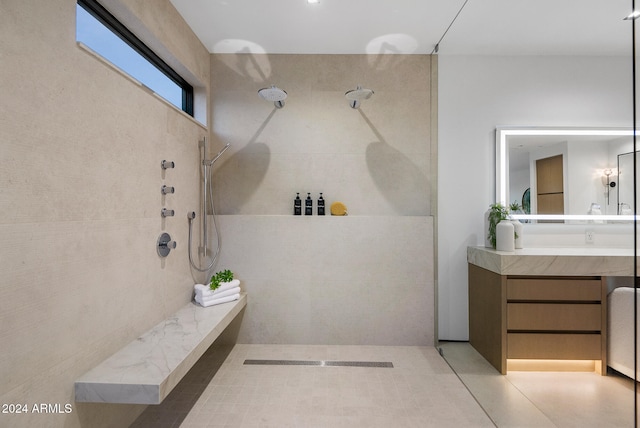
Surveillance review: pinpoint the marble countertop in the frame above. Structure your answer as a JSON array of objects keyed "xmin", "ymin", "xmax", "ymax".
[{"xmin": 467, "ymin": 246, "xmax": 637, "ymax": 276}]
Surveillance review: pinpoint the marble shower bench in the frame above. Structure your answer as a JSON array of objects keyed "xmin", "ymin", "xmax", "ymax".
[{"xmin": 75, "ymin": 293, "xmax": 247, "ymax": 405}]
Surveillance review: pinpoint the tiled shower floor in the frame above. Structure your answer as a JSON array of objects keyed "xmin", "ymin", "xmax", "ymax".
[{"xmin": 130, "ymin": 344, "xmax": 493, "ymax": 428}]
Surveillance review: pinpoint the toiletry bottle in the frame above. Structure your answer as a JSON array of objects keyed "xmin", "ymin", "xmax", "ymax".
[
  {"xmin": 317, "ymin": 193, "xmax": 325, "ymax": 215},
  {"xmin": 294, "ymin": 193, "xmax": 301, "ymax": 215},
  {"xmin": 305, "ymin": 193, "xmax": 313, "ymax": 215}
]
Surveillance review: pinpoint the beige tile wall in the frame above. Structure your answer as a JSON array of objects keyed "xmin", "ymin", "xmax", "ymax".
[
  {"xmin": 0, "ymin": 1, "xmax": 209, "ymax": 427},
  {"xmin": 210, "ymin": 54, "xmax": 432, "ymax": 216},
  {"xmin": 215, "ymin": 215, "xmax": 434, "ymax": 345},
  {"xmin": 0, "ymin": 2, "xmax": 436, "ymax": 426},
  {"xmin": 209, "ymin": 54, "xmax": 435, "ymax": 345}
]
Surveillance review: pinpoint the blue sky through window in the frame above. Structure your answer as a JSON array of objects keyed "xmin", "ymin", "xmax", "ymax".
[{"xmin": 76, "ymin": 5, "xmax": 183, "ymax": 109}]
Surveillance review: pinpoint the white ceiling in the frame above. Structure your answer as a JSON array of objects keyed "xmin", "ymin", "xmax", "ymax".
[{"xmin": 170, "ymin": 0, "xmax": 633, "ymax": 56}]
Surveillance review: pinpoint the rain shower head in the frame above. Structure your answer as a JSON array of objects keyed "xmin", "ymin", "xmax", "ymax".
[
  {"xmin": 345, "ymin": 85, "xmax": 374, "ymax": 109},
  {"xmin": 258, "ymin": 85, "xmax": 288, "ymax": 109}
]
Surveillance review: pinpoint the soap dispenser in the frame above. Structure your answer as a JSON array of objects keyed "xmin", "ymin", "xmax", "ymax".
[
  {"xmin": 294, "ymin": 193, "xmax": 301, "ymax": 215},
  {"xmin": 305, "ymin": 193, "xmax": 313, "ymax": 215},
  {"xmin": 317, "ymin": 193, "xmax": 325, "ymax": 215}
]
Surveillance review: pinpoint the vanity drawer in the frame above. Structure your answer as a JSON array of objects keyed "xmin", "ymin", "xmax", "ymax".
[
  {"xmin": 507, "ymin": 278, "xmax": 602, "ymax": 302},
  {"xmin": 507, "ymin": 333, "xmax": 602, "ymax": 359},
  {"xmin": 507, "ymin": 303, "xmax": 601, "ymax": 331}
]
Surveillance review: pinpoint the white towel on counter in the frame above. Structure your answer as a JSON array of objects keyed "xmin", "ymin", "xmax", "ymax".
[
  {"xmin": 195, "ymin": 293, "xmax": 240, "ymax": 308},
  {"xmin": 215, "ymin": 279, "xmax": 240, "ymax": 292},
  {"xmin": 194, "ymin": 279, "xmax": 241, "ymax": 297},
  {"xmin": 198, "ymin": 287, "xmax": 241, "ymax": 302},
  {"xmin": 194, "ymin": 283, "xmax": 208, "ymax": 292}
]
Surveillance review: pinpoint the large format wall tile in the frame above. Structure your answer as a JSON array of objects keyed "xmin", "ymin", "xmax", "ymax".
[
  {"xmin": 214, "ymin": 215, "xmax": 434, "ymax": 345},
  {"xmin": 0, "ymin": 1, "xmax": 209, "ymax": 427},
  {"xmin": 210, "ymin": 54, "xmax": 432, "ymax": 216}
]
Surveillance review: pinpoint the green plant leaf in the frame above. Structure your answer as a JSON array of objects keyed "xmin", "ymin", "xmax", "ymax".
[{"xmin": 209, "ymin": 269, "xmax": 234, "ymax": 290}]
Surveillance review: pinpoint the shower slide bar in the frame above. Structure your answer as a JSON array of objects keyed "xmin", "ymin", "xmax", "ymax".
[{"xmin": 188, "ymin": 137, "xmax": 230, "ymax": 274}]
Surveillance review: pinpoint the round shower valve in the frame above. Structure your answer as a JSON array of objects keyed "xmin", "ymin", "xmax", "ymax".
[{"xmin": 157, "ymin": 232, "xmax": 176, "ymax": 257}]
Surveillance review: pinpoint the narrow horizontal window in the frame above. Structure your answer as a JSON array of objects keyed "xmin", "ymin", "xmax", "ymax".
[{"xmin": 76, "ymin": 0, "xmax": 194, "ymax": 116}]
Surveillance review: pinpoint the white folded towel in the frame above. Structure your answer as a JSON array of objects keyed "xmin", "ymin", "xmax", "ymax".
[
  {"xmin": 215, "ymin": 279, "xmax": 240, "ymax": 292},
  {"xmin": 198, "ymin": 287, "xmax": 241, "ymax": 302},
  {"xmin": 194, "ymin": 279, "xmax": 241, "ymax": 297},
  {"xmin": 195, "ymin": 293, "xmax": 240, "ymax": 308}
]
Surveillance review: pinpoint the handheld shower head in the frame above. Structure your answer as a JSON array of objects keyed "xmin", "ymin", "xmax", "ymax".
[
  {"xmin": 204, "ymin": 143, "xmax": 231, "ymax": 166},
  {"xmin": 212, "ymin": 143, "xmax": 230, "ymax": 164},
  {"xmin": 345, "ymin": 85, "xmax": 374, "ymax": 109},
  {"xmin": 258, "ymin": 85, "xmax": 287, "ymax": 109}
]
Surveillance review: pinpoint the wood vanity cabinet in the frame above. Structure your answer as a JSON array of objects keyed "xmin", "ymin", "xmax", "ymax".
[{"xmin": 468, "ymin": 264, "xmax": 607, "ymax": 375}]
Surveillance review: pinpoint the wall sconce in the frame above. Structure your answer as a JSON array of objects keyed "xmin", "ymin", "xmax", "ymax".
[{"xmin": 601, "ymin": 168, "xmax": 617, "ymax": 205}]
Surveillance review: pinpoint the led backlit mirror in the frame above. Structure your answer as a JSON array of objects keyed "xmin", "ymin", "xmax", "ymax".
[{"xmin": 496, "ymin": 128, "xmax": 636, "ymax": 222}]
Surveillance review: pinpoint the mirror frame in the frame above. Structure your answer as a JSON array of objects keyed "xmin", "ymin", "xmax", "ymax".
[{"xmin": 496, "ymin": 127, "xmax": 636, "ymax": 222}]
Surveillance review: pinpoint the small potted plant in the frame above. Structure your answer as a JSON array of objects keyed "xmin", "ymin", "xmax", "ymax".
[{"xmin": 487, "ymin": 203, "xmax": 509, "ymax": 249}]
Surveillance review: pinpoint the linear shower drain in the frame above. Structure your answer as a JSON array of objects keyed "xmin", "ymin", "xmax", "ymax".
[{"xmin": 243, "ymin": 359, "xmax": 393, "ymax": 368}]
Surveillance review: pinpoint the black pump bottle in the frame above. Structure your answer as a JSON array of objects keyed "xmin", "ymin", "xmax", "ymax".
[
  {"xmin": 294, "ymin": 193, "xmax": 302, "ymax": 215},
  {"xmin": 317, "ymin": 193, "xmax": 325, "ymax": 215},
  {"xmin": 305, "ymin": 193, "xmax": 313, "ymax": 215}
]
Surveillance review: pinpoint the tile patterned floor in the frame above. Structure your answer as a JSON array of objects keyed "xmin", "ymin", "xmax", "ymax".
[
  {"xmin": 130, "ymin": 341, "xmax": 640, "ymax": 427},
  {"xmin": 439, "ymin": 342, "xmax": 639, "ymax": 427},
  {"xmin": 130, "ymin": 344, "xmax": 494, "ymax": 428}
]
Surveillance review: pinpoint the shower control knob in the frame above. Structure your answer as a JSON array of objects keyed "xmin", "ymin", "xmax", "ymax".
[
  {"xmin": 161, "ymin": 208, "xmax": 175, "ymax": 217},
  {"xmin": 161, "ymin": 185, "xmax": 175, "ymax": 194},
  {"xmin": 157, "ymin": 233, "xmax": 176, "ymax": 257},
  {"xmin": 161, "ymin": 160, "xmax": 175, "ymax": 169}
]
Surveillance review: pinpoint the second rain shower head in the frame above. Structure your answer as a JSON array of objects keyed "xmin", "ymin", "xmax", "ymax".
[
  {"xmin": 345, "ymin": 85, "xmax": 374, "ymax": 109},
  {"xmin": 258, "ymin": 85, "xmax": 288, "ymax": 109}
]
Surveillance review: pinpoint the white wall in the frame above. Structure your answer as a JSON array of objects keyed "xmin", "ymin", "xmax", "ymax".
[
  {"xmin": 438, "ymin": 55, "xmax": 631, "ymax": 340},
  {"xmin": 509, "ymin": 167, "xmax": 529, "ymax": 209},
  {"xmin": 567, "ymin": 140, "xmax": 609, "ymax": 215}
]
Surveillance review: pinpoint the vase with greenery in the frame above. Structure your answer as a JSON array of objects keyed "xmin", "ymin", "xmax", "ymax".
[{"xmin": 487, "ymin": 203, "xmax": 509, "ymax": 249}]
